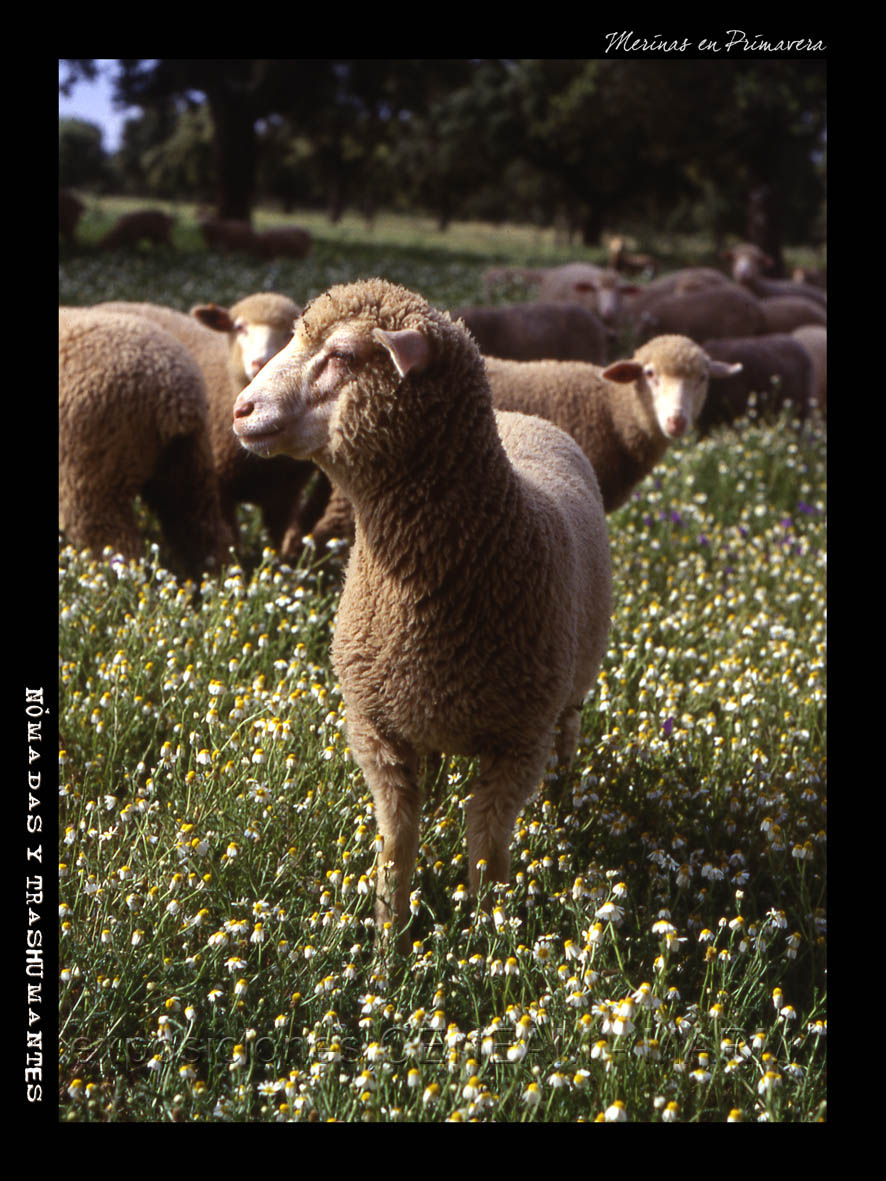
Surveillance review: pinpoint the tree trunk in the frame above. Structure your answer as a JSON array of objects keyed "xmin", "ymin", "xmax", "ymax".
[
  {"xmin": 746, "ymin": 184, "xmax": 785, "ymax": 277},
  {"xmin": 208, "ymin": 90, "xmax": 257, "ymax": 222}
]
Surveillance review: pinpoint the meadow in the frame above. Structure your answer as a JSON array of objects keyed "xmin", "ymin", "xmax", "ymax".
[{"xmin": 58, "ymin": 203, "xmax": 827, "ymax": 1122}]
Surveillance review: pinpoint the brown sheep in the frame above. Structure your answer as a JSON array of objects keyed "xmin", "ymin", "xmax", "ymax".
[
  {"xmin": 452, "ymin": 301, "xmax": 610, "ymax": 364},
  {"xmin": 723, "ymin": 243, "xmax": 827, "ymax": 308},
  {"xmin": 698, "ymin": 334, "xmax": 816, "ymax": 432},
  {"xmin": 232, "ymin": 278, "xmax": 612, "ymax": 944},
  {"xmin": 59, "ymin": 307, "xmax": 233, "ymax": 577},
  {"xmin": 98, "ymin": 210, "xmax": 174, "ymax": 251},
  {"xmin": 636, "ymin": 284, "xmax": 766, "ymax": 344},
  {"xmin": 95, "ymin": 295, "xmax": 328, "ymax": 559}
]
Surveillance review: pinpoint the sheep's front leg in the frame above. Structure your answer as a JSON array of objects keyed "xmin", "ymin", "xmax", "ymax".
[
  {"xmin": 347, "ymin": 716, "xmax": 421, "ymax": 944},
  {"xmin": 464, "ymin": 746, "xmax": 552, "ymax": 899}
]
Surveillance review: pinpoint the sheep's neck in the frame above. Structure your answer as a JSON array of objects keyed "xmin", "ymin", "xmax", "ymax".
[{"xmin": 351, "ymin": 406, "xmax": 520, "ymax": 596}]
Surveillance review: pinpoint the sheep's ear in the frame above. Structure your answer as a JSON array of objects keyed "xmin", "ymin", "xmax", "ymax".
[
  {"xmin": 602, "ymin": 360, "xmax": 644, "ymax": 383},
  {"xmin": 192, "ymin": 303, "xmax": 236, "ymax": 334},
  {"xmin": 709, "ymin": 360, "xmax": 743, "ymax": 379},
  {"xmin": 373, "ymin": 327, "xmax": 431, "ymax": 378}
]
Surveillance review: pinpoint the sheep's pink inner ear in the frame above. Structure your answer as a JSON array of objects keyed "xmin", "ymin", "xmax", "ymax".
[
  {"xmin": 602, "ymin": 360, "xmax": 644, "ymax": 383},
  {"xmin": 192, "ymin": 304, "xmax": 236, "ymax": 334},
  {"xmin": 373, "ymin": 327, "xmax": 430, "ymax": 377}
]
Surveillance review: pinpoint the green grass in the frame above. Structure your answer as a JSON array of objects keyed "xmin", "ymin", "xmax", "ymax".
[{"xmin": 58, "ymin": 208, "xmax": 826, "ymax": 1122}]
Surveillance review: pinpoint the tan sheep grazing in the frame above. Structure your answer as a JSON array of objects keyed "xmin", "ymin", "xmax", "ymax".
[
  {"xmin": 59, "ymin": 307, "xmax": 233, "ymax": 576},
  {"xmin": 487, "ymin": 336, "xmax": 743, "ymax": 512},
  {"xmin": 232, "ymin": 278, "xmax": 613, "ymax": 943},
  {"xmin": 254, "ymin": 225, "xmax": 313, "ymax": 260},
  {"xmin": 452, "ymin": 300, "xmax": 610, "ymax": 363},
  {"xmin": 98, "ymin": 209, "xmax": 174, "ymax": 251},
  {"xmin": 95, "ymin": 294, "xmax": 327, "ymax": 558},
  {"xmin": 198, "ymin": 217, "xmax": 259, "ymax": 253}
]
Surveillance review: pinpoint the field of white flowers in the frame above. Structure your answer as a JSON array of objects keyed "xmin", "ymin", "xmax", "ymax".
[{"xmin": 57, "ymin": 206, "xmax": 826, "ymax": 1122}]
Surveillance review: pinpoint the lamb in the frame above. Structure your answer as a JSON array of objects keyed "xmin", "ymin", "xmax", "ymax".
[
  {"xmin": 697, "ymin": 334, "xmax": 816, "ymax": 432},
  {"xmin": 635, "ymin": 283, "xmax": 766, "ymax": 344},
  {"xmin": 98, "ymin": 209, "xmax": 174, "ymax": 251},
  {"xmin": 308, "ymin": 333, "xmax": 742, "ymax": 548},
  {"xmin": 232, "ymin": 277, "xmax": 613, "ymax": 942},
  {"xmin": 724, "ymin": 243, "xmax": 827, "ymax": 308},
  {"xmin": 757, "ymin": 295, "xmax": 827, "ymax": 334},
  {"xmin": 59, "ymin": 307, "xmax": 232, "ymax": 576},
  {"xmin": 59, "ymin": 189, "xmax": 84, "ymax": 243},
  {"xmin": 451, "ymin": 300, "xmax": 610, "ymax": 364},
  {"xmin": 95, "ymin": 294, "xmax": 327, "ymax": 558},
  {"xmin": 791, "ymin": 324, "xmax": 827, "ymax": 415}
]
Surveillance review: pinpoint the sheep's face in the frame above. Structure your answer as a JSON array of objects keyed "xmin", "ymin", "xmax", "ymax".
[
  {"xmin": 604, "ymin": 337, "xmax": 740, "ymax": 440},
  {"xmin": 232, "ymin": 323, "xmax": 360, "ymax": 461},
  {"xmin": 728, "ymin": 245, "xmax": 772, "ymax": 283},
  {"xmin": 233, "ymin": 317, "xmax": 296, "ymax": 382},
  {"xmin": 232, "ymin": 319, "xmax": 431, "ymax": 467}
]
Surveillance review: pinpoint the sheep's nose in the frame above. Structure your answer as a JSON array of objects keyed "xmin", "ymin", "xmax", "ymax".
[
  {"xmin": 233, "ymin": 396, "xmax": 255, "ymax": 420},
  {"xmin": 667, "ymin": 413, "xmax": 687, "ymax": 437},
  {"xmin": 250, "ymin": 359, "xmax": 264, "ymax": 376}
]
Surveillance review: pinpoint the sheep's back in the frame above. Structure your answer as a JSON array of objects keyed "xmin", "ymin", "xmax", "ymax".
[{"xmin": 495, "ymin": 410, "xmax": 612, "ymax": 695}]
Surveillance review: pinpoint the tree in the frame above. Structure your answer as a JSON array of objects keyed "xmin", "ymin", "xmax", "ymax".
[{"xmin": 58, "ymin": 118, "xmax": 111, "ymax": 190}]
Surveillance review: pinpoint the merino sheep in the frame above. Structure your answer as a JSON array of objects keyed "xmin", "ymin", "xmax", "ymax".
[
  {"xmin": 635, "ymin": 283, "xmax": 766, "ymax": 344},
  {"xmin": 59, "ymin": 307, "xmax": 232, "ymax": 576},
  {"xmin": 791, "ymin": 324, "xmax": 827, "ymax": 415},
  {"xmin": 232, "ymin": 277, "xmax": 612, "ymax": 941},
  {"xmin": 757, "ymin": 295, "xmax": 827, "ymax": 334},
  {"xmin": 255, "ymin": 225, "xmax": 313, "ymax": 260},
  {"xmin": 535, "ymin": 262, "xmax": 638, "ymax": 326},
  {"xmin": 481, "ymin": 263, "xmax": 635, "ymax": 325},
  {"xmin": 724, "ymin": 243, "xmax": 827, "ymax": 308},
  {"xmin": 486, "ymin": 336, "xmax": 742, "ymax": 512},
  {"xmin": 308, "ymin": 333, "xmax": 742, "ymax": 547},
  {"xmin": 98, "ymin": 209, "xmax": 174, "ymax": 251},
  {"xmin": 95, "ymin": 294, "xmax": 327, "ymax": 558},
  {"xmin": 452, "ymin": 301, "xmax": 609, "ymax": 364},
  {"xmin": 606, "ymin": 235, "xmax": 657, "ymax": 278},
  {"xmin": 198, "ymin": 217, "xmax": 259, "ymax": 253},
  {"xmin": 59, "ymin": 189, "xmax": 84, "ymax": 243},
  {"xmin": 698, "ymin": 334, "xmax": 815, "ymax": 432}
]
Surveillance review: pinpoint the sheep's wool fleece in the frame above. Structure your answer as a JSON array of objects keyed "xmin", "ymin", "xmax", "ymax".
[{"xmin": 303, "ymin": 279, "xmax": 612, "ymax": 764}]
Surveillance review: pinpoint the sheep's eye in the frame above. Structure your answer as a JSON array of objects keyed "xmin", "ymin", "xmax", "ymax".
[{"xmin": 327, "ymin": 349, "xmax": 354, "ymax": 364}]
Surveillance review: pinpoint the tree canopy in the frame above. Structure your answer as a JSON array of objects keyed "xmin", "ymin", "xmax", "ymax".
[{"xmin": 59, "ymin": 58, "xmax": 826, "ymax": 251}]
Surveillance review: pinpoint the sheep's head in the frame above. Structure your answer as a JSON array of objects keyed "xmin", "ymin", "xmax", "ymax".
[
  {"xmin": 192, "ymin": 294, "xmax": 301, "ymax": 386},
  {"xmin": 724, "ymin": 243, "xmax": 774, "ymax": 283},
  {"xmin": 603, "ymin": 335, "xmax": 742, "ymax": 440},
  {"xmin": 232, "ymin": 278, "xmax": 486, "ymax": 479}
]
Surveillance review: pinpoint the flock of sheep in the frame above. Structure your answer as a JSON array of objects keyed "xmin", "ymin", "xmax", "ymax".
[{"xmin": 58, "ymin": 215, "xmax": 826, "ymax": 945}]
